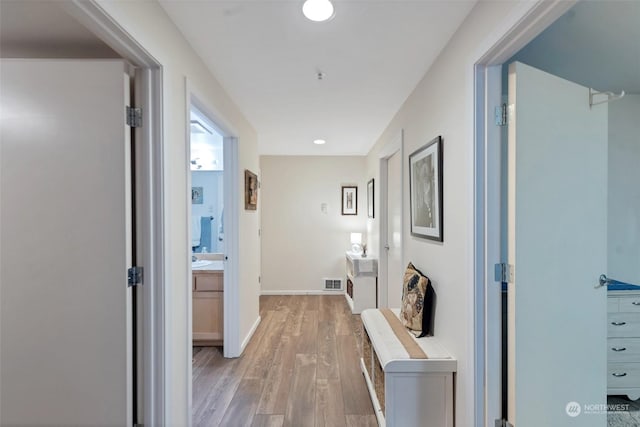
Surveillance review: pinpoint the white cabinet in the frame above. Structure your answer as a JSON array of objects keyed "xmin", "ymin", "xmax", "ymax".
[
  {"xmin": 360, "ymin": 309, "xmax": 456, "ymax": 427},
  {"xmin": 345, "ymin": 251, "xmax": 378, "ymax": 314},
  {"xmin": 607, "ymin": 290, "xmax": 640, "ymax": 400}
]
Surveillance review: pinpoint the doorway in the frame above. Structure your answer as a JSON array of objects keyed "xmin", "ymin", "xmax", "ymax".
[
  {"xmin": 475, "ymin": 1, "xmax": 640, "ymax": 426},
  {"xmin": 189, "ymin": 103, "xmax": 226, "ymax": 350},
  {"xmin": 378, "ymin": 132, "xmax": 404, "ymax": 309}
]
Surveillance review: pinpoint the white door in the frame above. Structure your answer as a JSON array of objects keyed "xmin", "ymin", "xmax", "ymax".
[
  {"xmin": 1, "ymin": 59, "xmax": 132, "ymax": 426},
  {"xmin": 386, "ymin": 150, "xmax": 403, "ymax": 308},
  {"xmin": 507, "ymin": 62, "xmax": 607, "ymax": 426}
]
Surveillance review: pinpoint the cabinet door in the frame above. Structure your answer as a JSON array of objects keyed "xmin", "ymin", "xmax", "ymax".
[{"xmin": 193, "ymin": 292, "xmax": 223, "ymax": 342}]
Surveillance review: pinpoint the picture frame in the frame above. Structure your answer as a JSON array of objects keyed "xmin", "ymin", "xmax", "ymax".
[
  {"xmin": 409, "ymin": 136, "xmax": 443, "ymax": 241},
  {"xmin": 191, "ymin": 186, "xmax": 203, "ymax": 204},
  {"xmin": 244, "ymin": 169, "xmax": 258, "ymax": 210},
  {"xmin": 367, "ymin": 179, "xmax": 374, "ymax": 218},
  {"xmin": 341, "ymin": 186, "xmax": 357, "ymax": 215}
]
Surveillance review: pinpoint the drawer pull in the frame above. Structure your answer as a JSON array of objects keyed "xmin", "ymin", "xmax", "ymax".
[
  {"xmin": 611, "ymin": 321, "xmax": 627, "ymax": 326},
  {"xmin": 612, "ymin": 373, "xmax": 627, "ymax": 377},
  {"xmin": 611, "ymin": 347, "xmax": 627, "ymax": 352},
  {"xmin": 633, "ymin": 301, "xmax": 640, "ymax": 306}
]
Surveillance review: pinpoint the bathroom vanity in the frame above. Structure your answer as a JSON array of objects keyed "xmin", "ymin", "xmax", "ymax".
[{"xmin": 192, "ymin": 259, "xmax": 224, "ymax": 345}]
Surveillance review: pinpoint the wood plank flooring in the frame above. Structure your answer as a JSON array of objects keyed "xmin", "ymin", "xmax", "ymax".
[{"xmin": 193, "ymin": 295, "xmax": 376, "ymax": 427}]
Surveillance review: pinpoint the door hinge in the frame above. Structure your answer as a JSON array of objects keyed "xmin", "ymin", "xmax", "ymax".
[
  {"xmin": 126, "ymin": 106, "xmax": 143, "ymax": 128},
  {"xmin": 495, "ymin": 263, "xmax": 514, "ymax": 283},
  {"xmin": 495, "ymin": 420, "xmax": 514, "ymax": 427},
  {"xmin": 495, "ymin": 103, "xmax": 507, "ymax": 126},
  {"xmin": 128, "ymin": 266, "xmax": 144, "ymax": 287}
]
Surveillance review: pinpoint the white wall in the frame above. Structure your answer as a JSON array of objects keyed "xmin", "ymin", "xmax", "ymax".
[
  {"xmin": 95, "ymin": 2, "xmax": 261, "ymax": 425},
  {"xmin": 363, "ymin": 2, "xmax": 531, "ymax": 426},
  {"xmin": 608, "ymin": 95, "xmax": 640, "ymax": 284},
  {"xmin": 261, "ymin": 156, "xmax": 366, "ymax": 293}
]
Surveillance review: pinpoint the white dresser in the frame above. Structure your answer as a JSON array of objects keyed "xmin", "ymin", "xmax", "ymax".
[
  {"xmin": 345, "ymin": 251, "xmax": 378, "ymax": 314},
  {"xmin": 360, "ymin": 309, "xmax": 457, "ymax": 427},
  {"xmin": 607, "ymin": 290, "xmax": 640, "ymax": 400}
]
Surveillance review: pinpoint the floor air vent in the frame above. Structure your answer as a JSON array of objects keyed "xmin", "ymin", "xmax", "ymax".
[{"xmin": 323, "ymin": 278, "xmax": 342, "ymax": 290}]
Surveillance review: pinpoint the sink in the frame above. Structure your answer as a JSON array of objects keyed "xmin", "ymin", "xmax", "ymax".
[{"xmin": 192, "ymin": 260, "xmax": 214, "ymax": 268}]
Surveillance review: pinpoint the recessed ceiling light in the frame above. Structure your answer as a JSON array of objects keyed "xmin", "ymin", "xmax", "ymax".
[
  {"xmin": 313, "ymin": 139, "xmax": 326, "ymax": 145},
  {"xmin": 302, "ymin": 0, "xmax": 334, "ymax": 22}
]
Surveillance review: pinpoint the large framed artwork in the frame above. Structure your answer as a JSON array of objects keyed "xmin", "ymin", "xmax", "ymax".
[
  {"xmin": 341, "ymin": 186, "xmax": 357, "ymax": 215},
  {"xmin": 409, "ymin": 136, "xmax": 443, "ymax": 241},
  {"xmin": 244, "ymin": 169, "xmax": 258, "ymax": 210}
]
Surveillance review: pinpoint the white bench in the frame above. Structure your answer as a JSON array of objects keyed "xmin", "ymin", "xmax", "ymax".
[{"xmin": 360, "ymin": 308, "xmax": 457, "ymax": 427}]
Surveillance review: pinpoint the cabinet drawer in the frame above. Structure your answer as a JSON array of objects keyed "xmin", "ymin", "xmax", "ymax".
[
  {"xmin": 608, "ymin": 338, "xmax": 640, "ymax": 362},
  {"xmin": 194, "ymin": 273, "xmax": 223, "ymax": 291},
  {"xmin": 608, "ymin": 297, "xmax": 619, "ymax": 313},
  {"xmin": 619, "ymin": 296, "xmax": 640, "ymax": 313},
  {"xmin": 608, "ymin": 313, "xmax": 640, "ymax": 338},
  {"xmin": 608, "ymin": 363, "xmax": 640, "ymax": 388}
]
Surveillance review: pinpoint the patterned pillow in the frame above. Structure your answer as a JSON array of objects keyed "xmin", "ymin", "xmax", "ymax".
[{"xmin": 399, "ymin": 262, "xmax": 435, "ymax": 337}]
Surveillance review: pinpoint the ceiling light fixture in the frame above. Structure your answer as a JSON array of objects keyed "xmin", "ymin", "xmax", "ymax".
[
  {"xmin": 313, "ymin": 139, "xmax": 326, "ymax": 145},
  {"xmin": 302, "ymin": 0, "xmax": 334, "ymax": 22}
]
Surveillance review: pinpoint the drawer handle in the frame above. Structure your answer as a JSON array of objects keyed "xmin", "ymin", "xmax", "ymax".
[
  {"xmin": 612, "ymin": 347, "xmax": 627, "ymax": 352},
  {"xmin": 611, "ymin": 321, "xmax": 627, "ymax": 326},
  {"xmin": 633, "ymin": 301, "xmax": 640, "ymax": 306},
  {"xmin": 612, "ymin": 373, "xmax": 627, "ymax": 377}
]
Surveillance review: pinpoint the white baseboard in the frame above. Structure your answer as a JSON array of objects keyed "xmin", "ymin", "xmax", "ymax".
[
  {"xmin": 240, "ymin": 315, "xmax": 261, "ymax": 354},
  {"xmin": 260, "ymin": 290, "xmax": 345, "ymax": 296}
]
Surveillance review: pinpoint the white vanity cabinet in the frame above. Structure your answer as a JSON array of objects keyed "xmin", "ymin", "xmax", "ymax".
[
  {"xmin": 607, "ymin": 290, "xmax": 640, "ymax": 400},
  {"xmin": 345, "ymin": 251, "xmax": 378, "ymax": 314}
]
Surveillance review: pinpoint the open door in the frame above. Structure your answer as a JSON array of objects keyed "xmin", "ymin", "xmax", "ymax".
[
  {"xmin": 507, "ymin": 62, "xmax": 608, "ymax": 426},
  {"xmin": 1, "ymin": 59, "xmax": 133, "ymax": 426}
]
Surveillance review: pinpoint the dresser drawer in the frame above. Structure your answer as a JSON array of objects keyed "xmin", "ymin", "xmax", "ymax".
[
  {"xmin": 619, "ymin": 296, "xmax": 640, "ymax": 313},
  {"xmin": 608, "ymin": 363, "xmax": 640, "ymax": 388},
  {"xmin": 608, "ymin": 338, "xmax": 640, "ymax": 362},
  {"xmin": 608, "ymin": 313, "xmax": 640, "ymax": 338}
]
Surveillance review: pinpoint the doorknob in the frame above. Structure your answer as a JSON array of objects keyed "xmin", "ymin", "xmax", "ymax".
[{"xmin": 384, "ymin": 244, "xmax": 390, "ymax": 250}]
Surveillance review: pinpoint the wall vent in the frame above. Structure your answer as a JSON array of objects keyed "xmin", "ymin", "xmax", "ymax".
[{"xmin": 323, "ymin": 278, "xmax": 343, "ymax": 291}]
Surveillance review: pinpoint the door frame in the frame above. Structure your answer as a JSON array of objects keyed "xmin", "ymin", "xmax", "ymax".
[
  {"xmin": 377, "ymin": 130, "xmax": 404, "ymax": 308},
  {"xmin": 65, "ymin": 1, "xmax": 166, "ymax": 425},
  {"xmin": 184, "ymin": 84, "xmax": 241, "ymax": 421},
  {"xmin": 471, "ymin": 1, "xmax": 577, "ymax": 425}
]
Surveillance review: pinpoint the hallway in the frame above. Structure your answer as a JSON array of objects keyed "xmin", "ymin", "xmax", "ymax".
[{"xmin": 192, "ymin": 295, "xmax": 376, "ymax": 426}]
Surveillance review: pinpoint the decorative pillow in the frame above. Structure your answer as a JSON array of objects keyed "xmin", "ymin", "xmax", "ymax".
[{"xmin": 399, "ymin": 262, "xmax": 435, "ymax": 338}]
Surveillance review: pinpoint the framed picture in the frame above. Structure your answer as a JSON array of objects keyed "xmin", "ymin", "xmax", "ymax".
[
  {"xmin": 244, "ymin": 169, "xmax": 258, "ymax": 210},
  {"xmin": 367, "ymin": 179, "xmax": 374, "ymax": 218},
  {"xmin": 409, "ymin": 135, "xmax": 443, "ymax": 241},
  {"xmin": 341, "ymin": 186, "xmax": 357, "ymax": 215},
  {"xmin": 192, "ymin": 186, "xmax": 203, "ymax": 204}
]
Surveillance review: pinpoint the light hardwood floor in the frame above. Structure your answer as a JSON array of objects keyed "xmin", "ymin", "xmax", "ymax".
[{"xmin": 193, "ymin": 295, "xmax": 376, "ymax": 427}]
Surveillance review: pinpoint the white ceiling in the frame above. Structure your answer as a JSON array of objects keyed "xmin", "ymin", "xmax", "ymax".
[
  {"xmin": 159, "ymin": 0, "xmax": 477, "ymax": 155},
  {"xmin": 511, "ymin": 0, "xmax": 640, "ymax": 95}
]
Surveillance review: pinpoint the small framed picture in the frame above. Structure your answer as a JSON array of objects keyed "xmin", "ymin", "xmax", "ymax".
[
  {"xmin": 192, "ymin": 187, "xmax": 203, "ymax": 204},
  {"xmin": 409, "ymin": 136, "xmax": 443, "ymax": 241},
  {"xmin": 341, "ymin": 186, "xmax": 357, "ymax": 215},
  {"xmin": 367, "ymin": 179, "xmax": 374, "ymax": 218},
  {"xmin": 244, "ymin": 169, "xmax": 258, "ymax": 210}
]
